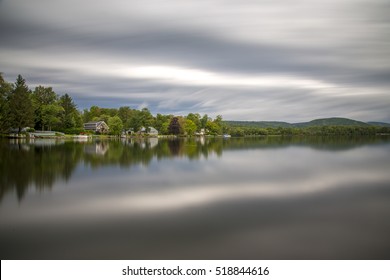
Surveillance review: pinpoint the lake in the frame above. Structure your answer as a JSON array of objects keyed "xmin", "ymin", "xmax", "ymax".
[{"xmin": 1, "ymin": 136, "xmax": 390, "ymax": 259}]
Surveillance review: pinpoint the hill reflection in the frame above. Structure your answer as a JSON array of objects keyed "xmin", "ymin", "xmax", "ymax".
[{"xmin": 1, "ymin": 135, "xmax": 389, "ymax": 201}]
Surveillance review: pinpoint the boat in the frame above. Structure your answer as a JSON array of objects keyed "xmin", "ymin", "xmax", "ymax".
[{"xmin": 223, "ymin": 134, "xmax": 231, "ymax": 138}]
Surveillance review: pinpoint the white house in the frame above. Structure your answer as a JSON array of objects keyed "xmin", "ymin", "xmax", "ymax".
[{"xmin": 139, "ymin": 126, "xmax": 159, "ymax": 136}]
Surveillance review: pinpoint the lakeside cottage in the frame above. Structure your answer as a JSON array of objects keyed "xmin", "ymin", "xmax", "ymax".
[
  {"xmin": 83, "ymin": 121, "xmax": 109, "ymax": 133},
  {"xmin": 139, "ymin": 126, "xmax": 159, "ymax": 136}
]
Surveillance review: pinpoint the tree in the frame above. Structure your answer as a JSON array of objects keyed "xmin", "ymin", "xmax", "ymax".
[
  {"xmin": 168, "ymin": 117, "xmax": 182, "ymax": 135},
  {"xmin": 0, "ymin": 73, "xmax": 12, "ymax": 133},
  {"xmin": 118, "ymin": 106, "xmax": 134, "ymax": 128},
  {"xmin": 59, "ymin": 93, "xmax": 79, "ymax": 129},
  {"xmin": 200, "ymin": 114, "xmax": 209, "ymax": 129},
  {"xmin": 94, "ymin": 114, "xmax": 110, "ymax": 123},
  {"xmin": 41, "ymin": 104, "xmax": 63, "ymax": 131},
  {"xmin": 8, "ymin": 75, "xmax": 34, "ymax": 133},
  {"xmin": 184, "ymin": 119, "xmax": 197, "ymax": 136},
  {"xmin": 89, "ymin": 106, "xmax": 102, "ymax": 120},
  {"xmin": 32, "ymin": 85, "xmax": 59, "ymax": 130},
  {"xmin": 140, "ymin": 108, "xmax": 154, "ymax": 131},
  {"xmin": 108, "ymin": 116, "xmax": 123, "ymax": 136},
  {"xmin": 214, "ymin": 115, "xmax": 226, "ymax": 133},
  {"xmin": 128, "ymin": 110, "xmax": 143, "ymax": 132},
  {"xmin": 206, "ymin": 120, "xmax": 222, "ymax": 135},
  {"xmin": 186, "ymin": 113, "xmax": 201, "ymax": 131},
  {"xmin": 155, "ymin": 113, "xmax": 171, "ymax": 134}
]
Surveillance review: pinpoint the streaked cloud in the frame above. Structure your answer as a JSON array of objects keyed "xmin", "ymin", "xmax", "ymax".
[{"xmin": 0, "ymin": 0, "xmax": 389, "ymax": 122}]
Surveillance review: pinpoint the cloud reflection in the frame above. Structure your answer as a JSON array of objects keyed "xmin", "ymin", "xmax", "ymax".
[
  {"xmin": 1, "ymin": 142, "xmax": 389, "ymax": 224},
  {"xmin": 1, "ymin": 138, "xmax": 390, "ymax": 259}
]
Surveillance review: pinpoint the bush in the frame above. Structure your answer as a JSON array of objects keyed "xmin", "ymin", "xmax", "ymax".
[{"xmin": 62, "ymin": 128, "xmax": 87, "ymax": 135}]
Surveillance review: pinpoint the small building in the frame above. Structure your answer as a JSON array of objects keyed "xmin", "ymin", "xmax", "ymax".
[
  {"xmin": 84, "ymin": 121, "xmax": 109, "ymax": 134},
  {"xmin": 139, "ymin": 126, "xmax": 159, "ymax": 136},
  {"xmin": 195, "ymin": 128, "xmax": 206, "ymax": 136}
]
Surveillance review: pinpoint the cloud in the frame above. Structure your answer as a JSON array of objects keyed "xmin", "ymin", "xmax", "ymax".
[{"xmin": 0, "ymin": 0, "xmax": 389, "ymax": 122}]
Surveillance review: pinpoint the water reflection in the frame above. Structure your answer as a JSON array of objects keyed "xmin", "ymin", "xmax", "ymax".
[
  {"xmin": 1, "ymin": 136, "xmax": 389, "ymax": 201},
  {"xmin": 1, "ymin": 136, "xmax": 390, "ymax": 259}
]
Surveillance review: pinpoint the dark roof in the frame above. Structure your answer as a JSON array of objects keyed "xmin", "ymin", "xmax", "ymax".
[{"xmin": 84, "ymin": 121, "xmax": 108, "ymax": 130}]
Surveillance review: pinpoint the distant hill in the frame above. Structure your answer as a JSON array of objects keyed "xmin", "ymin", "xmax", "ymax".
[
  {"xmin": 367, "ymin": 122, "xmax": 390, "ymax": 127},
  {"xmin": 293, "ymin": 117, "xmax": 370, "ymax": 127},
  {"xmin": 225, "ymin": 118, "xmax": 390, "ymax": 128},
  {"xmin": 226, "ymin": 121, "xmax": 293, "ymax": 128}
]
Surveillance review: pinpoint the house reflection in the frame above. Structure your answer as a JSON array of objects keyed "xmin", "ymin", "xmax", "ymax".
[{"xmin": 84, "ymin": 142, "xmax": 109, "ymax": 156}]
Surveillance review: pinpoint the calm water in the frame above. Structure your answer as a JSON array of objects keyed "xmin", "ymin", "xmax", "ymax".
[{"xmin": 1, "ymin": 136, "xmax": 390, "ymax": 259}]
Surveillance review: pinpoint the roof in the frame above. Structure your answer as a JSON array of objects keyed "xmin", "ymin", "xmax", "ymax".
[
  {"xmin": 140, "ymin": 126, "xmax": 158, "ymax": 133},
  {"xmin": 84, "ymin": 121, "xmax": 109, "ymax": 130},
  {"xmin": 84, "ymin": 121, "xmax": 104, "ymax": 125}
]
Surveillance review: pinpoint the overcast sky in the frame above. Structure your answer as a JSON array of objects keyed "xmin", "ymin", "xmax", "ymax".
[{"xmin": 1, "ymin": 0, "xmax": 389, "ymax": 122}]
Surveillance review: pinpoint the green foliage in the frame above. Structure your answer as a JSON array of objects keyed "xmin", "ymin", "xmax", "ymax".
[
  {"xmin": 32, "ymin": 85, "xmax": 59, "ymax": 130},
  {"xmin": 140, "ymin": 108, "xmax": 154, "ymax": 129},
  {"xmin": 200, "ymin": 114, "xmax": 209, "ymax": 129},
  {"xmin": 8, "ymin": 75, "xmax": 34, "ymax": 133},
  {"xmin": 59, "ymin": 93, "xmax": 80, "ymax": 129},
  {"xmin": 0, "ymin": 73, "xmax": 13, "ymax": 133},
  {"xmin": 85, "ymin": 106, "xmax": 118, "ymax": 123},
  {"xmin": 206, "ymin": 120, "xmax": 222, "ymax": 135},
  {"xmin": 155, "ymin": 113, "xmax": 171, "ymax": 134},
  {"xmin": 297, "ymin": 117, "xmax": 370, "ymax": 127},
  {"xmin": 226, "ymin": 117, "xmax": 375, "ymax": 129},
  {"xmin": 41, "ymin": 104, "xmax": 64, "ymax": 131},
  {"xmin": 184, "ymin": 119, "xmax": 197, "ymax": 136},
  {"xmin": 62, "ymin": 128, "xmax": 86, "ymax": 135},
  {"xmin": 186, "ymin": 113, "xmax": 201, "ymax": 131},
  {"xmin": 96, "ymin": 114, "xmax": 110, "ymax": 123},
  {"xmin": 118, "ymin": 106, "xmax": 134, "ymax": 128},
  {"xmin": 108, "ymin": 116, "xmax": 123, "ymax": 136}
]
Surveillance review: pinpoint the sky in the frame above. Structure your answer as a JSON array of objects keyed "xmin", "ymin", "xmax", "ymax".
[{"xmin": 1, "ymin": 0, "xmax": 389, "ymax": 122}]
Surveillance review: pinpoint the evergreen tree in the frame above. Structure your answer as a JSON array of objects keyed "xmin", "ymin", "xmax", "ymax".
[
  {"xmin": 0, "ymin": 73, "xmax": 12, "ymax": 133},
  {"xmin": 8, "ymin": 75, "xmax": 34, "ymax": 133},
  {"xmin": 59, "ymin": 93, "xmax": 79, "ymax": 129}
]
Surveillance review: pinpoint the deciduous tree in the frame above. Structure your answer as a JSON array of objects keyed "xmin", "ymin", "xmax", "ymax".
[
  {"xmin": 32, "ymin": 85, "xmax": 59, "ymax": 130},
  {"xmin": 108, "ymin": 116, "xmax": 123, "ymax": 136},
  {"xmin": 184, "ymin": 119, "xmax": 197, "ymax": 136},
  {"xmin": 168, "ymin": 117, "xmax": 182, "ymax": 135}
]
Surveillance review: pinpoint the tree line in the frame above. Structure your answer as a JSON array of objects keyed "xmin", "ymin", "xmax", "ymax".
[
  {"xmin": 227, "ymin": 125, "xmax": 390, "ymax": 136},
  {"xmin": 2, "ymin": 73, "xmax": 389, "ymax": 137},
  {"xmin": 0, "ymin": 74, "xmax": 225, "ymax": 136}
]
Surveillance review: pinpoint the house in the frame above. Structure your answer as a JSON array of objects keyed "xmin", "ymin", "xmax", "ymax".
[
  {"xmin": 139, "ymin": 126, "xmax": 159, "ymax": 136},
  {"xmin": 83, "ymin": 121, "xmax": 109, "ymax": 133},
  {"xmin": 195, "ymin": 128, "xmax": 206, "ymax": 136}
]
